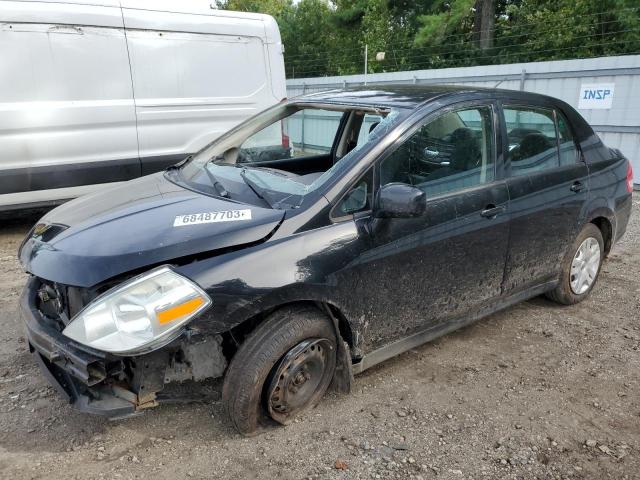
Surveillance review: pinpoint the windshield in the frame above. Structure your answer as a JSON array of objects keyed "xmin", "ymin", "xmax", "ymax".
[{"xmin": 178, "ymin": 103, "xmax": 403, "ymax": 209}]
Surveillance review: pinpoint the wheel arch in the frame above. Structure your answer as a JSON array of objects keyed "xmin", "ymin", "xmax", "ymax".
[
  {"xmin": 222, "ymin": 298, "xmax": 357, "ymax": 360},
  {"xmin": 220, "ymin": 298, "xmax": 358, "ymax": 397},
  {"xmin": 589, "ymin": 216, "xmax": 613, "ymax": 256},
  {"xmin": 582, "ymin": 195, "xmax": 616, "ymax": 256}
]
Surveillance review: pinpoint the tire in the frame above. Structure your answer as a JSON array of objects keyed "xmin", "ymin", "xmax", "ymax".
[
  {"xmin": 222, "ymin": 305, "xmax": 337, "ymax": 435},
  {"xmin": 545, "ymin": 223, "xmax": 604, "ymax": 305}
]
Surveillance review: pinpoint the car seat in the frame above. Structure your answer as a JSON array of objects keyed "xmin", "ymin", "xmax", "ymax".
[
  {"xmin": 514, "ymin": 133, "xmax": 552, "ymax": 161},
  {"xmin": 426, "ymin": 127, "xmax": 480, "ymax": 181}
]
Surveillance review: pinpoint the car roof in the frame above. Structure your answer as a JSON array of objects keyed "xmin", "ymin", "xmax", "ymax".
[{"xmin": 296, "ymin": 85, "xmax": 560, "ymax": 109}]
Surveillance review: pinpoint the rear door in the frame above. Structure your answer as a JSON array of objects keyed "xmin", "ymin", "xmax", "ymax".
[{"xmin": 500, "ymin": 102, "xmax": 589, "ymax": 293}]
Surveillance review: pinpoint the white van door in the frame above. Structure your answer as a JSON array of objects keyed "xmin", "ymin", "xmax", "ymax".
[
  {"xmin": 0, "ymin": 0, "xmax": 139, "ymax": 209},
  {"xmin": 121, "ymin": 3, "xmax": 284, "ymax": 174}
]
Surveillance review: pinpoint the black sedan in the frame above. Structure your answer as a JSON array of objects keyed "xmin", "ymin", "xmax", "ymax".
[{"xmin": 18, "ymin": 86, "xmax": 633, "ymax": 434}]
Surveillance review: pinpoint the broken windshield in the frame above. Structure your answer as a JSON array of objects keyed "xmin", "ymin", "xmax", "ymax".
[{"xmin": 178, "ymin": 103, "xmax": 404, "ymax": 208}]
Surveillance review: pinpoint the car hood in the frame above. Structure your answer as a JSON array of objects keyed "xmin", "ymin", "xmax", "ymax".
[{"xmin": 19, "ymin": 173, "xmax": 285, "ymax": 287}]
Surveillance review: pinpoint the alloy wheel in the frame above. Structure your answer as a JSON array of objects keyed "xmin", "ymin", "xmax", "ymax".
[{"xmin": 570, "ymin": 237, "xmax": 601, "ymax": 295}]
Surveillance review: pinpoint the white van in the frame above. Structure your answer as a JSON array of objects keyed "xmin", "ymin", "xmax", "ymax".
[{"xmin": 0, "ymin": 0, "xmax": 286, "ymax": 210}]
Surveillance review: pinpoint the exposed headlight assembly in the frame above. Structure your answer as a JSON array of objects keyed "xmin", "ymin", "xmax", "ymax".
[{"xmin": 62, "ymin": 266, "xmax": 211, "ymax": 355}]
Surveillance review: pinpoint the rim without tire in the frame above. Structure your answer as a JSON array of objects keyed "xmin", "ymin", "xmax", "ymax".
[
  {"xmin": 570, "ymin": 237, "xmax": 601, "ymax": 294},
  {"xmin": 222, "ymin": 305, "xmax": 337, "ymax": 435},
  {"xmin": 266, "ymin": 338, "xmax": 334, "ymax": 424}
]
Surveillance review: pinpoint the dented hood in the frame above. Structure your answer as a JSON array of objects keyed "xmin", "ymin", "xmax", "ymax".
[{"xmin": 18, "ymin": 173, "xmax": 285, "ymax": 287}]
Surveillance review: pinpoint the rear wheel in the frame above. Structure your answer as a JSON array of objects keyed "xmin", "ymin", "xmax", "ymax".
[
  {"xmin": 546, "ymin": 223, "xmax": 604, "ymax": 305},
  {"xmin": 222, "ymin": 305, "xmax": 337, "ymax": 435}
]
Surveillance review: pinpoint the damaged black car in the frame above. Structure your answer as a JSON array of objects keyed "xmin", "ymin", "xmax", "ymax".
[{"xmin": 18, "ymin": 86, "xmax": 633, "ymax": 435}]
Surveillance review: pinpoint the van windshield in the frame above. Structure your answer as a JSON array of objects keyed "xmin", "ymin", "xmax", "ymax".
[{"xmin": 178, "ymin": 103, "xmax": 402, "ymax": 208}]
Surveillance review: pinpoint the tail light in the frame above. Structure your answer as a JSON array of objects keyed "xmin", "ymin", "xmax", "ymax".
[
  {"xmin": 281, "ymin": 121, "xmax": 290, "ymax": 149},
  {"xmin": 627, "ymin": 160, "xmax": 634, "ymax": 193}
]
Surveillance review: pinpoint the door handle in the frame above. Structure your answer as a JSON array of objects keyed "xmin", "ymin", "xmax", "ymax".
[
  {"xmin": 480, "ymin": 204, "xmax": 506, "ymax": 218},
  {"xmin": 570, "ymin": 181, "xmax": 584, "ymax": 193}
]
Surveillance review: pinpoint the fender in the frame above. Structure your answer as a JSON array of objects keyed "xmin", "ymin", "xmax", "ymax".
[
  {"xmin": 583, "ymin": 201, "xmax": 616, "ymax": 235},
  {"xmin": 176, "ymin": 219, "xmax": 366, "ymax": 352},
  {"xmin": 582, "ymin": 153, "xmax": 630, "ymax": 246}
]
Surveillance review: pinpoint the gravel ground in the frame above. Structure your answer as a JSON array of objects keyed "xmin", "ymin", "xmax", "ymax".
[{"xmin": 0, "ymin": 195, "xmax": 638, "ymax": 480}]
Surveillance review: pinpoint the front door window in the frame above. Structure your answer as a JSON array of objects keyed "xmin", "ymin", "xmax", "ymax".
[{"xmin": 379, "ymin": 106, "xmax": 495, "ymax": 196}]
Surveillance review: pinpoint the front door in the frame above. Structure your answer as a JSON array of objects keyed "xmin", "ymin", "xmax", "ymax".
[{"xmin": 341, "ymin": 102, "xmax": 510, "ymax": 353}]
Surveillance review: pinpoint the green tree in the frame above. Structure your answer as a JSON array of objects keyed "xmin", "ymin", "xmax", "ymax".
[
  {"xmin": 217, "ymin": 0, "xmax": 640, "ymax": 77},
  {"xmin": 415, "ymin": 0, "xmax": 475, "ymax": 46},
  {"xmin": 216, "ymin": 0, "xmax": 292, "ymax": 17},
  {"xmin": 281, "ymin": 0, "xmax": 334, "ymax": 77},
  {"xmin": 497, "ymin": 0, "xmax": 640, "ymax": 62}
]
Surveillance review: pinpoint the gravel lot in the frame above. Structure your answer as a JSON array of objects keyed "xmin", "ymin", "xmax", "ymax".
[{"xmin": 1, "ymin": 195, "xmax": 638, "ymax": 480}]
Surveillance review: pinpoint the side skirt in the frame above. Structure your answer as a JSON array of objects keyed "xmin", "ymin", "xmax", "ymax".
[{"xmin": 352, "ymin": 281, "xmax": 557, "ymax": 374}]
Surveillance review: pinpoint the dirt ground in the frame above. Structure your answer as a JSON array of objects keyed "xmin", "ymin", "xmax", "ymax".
[{"xmin": 0, "ymin": 196, "xmax": 638, "ymax": 480}]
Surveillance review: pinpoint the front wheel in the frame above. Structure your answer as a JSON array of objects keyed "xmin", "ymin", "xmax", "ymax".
[
  {"xmin": 222, "ymin": 305, "xmax": 337, "ymax": 435},
  {"xmin": 546, "ymin": 223, "xmax": 604, "ymax": 305}
]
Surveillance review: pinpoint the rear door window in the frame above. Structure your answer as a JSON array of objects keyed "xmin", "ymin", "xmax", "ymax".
[{"xmin": 505, "ymin": 106, "xmax": 560, "ymax": 176}]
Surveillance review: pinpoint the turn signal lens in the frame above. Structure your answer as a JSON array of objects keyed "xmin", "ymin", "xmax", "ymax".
[
  {"xmin": 627, "ymin": 160, "xmax": 634, "ymax": 193},
  {"xmin": 157, "ymin": 297, "xmax": 206, "ymax": 325},
  {"xmin": 62, "ymin": 267, "xmax": 211, "ymax": 355}
]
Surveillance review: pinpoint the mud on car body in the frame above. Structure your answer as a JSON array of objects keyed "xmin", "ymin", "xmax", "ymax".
[{"xmin": 18, "ymin": 86, "xmax": 633, "ymax": 434}]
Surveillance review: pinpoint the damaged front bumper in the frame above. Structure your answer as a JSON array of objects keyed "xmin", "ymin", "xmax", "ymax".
[{"xmin": 20, "ymin": 277, "xmax": 226, "ymax": 419}]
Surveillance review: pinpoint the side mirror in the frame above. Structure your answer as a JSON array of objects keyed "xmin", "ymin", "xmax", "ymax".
[{"xmin": 374, "ymin": 183, "xmax": 426, "ymax": 218}]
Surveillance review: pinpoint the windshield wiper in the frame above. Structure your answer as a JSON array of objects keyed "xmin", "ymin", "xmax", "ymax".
[
  {"xmin": 203, "ymin": 165, "xmax": 230, "ymax": 198},
  {"xmin": 239, "ymin": 168, "xmax": 273, "ymax": 208},
  {"xmin": 166, "ymin": 155, "xmax": 192, "ymax": 171},
  {"xmin": 237, "ymin": 164, "xmax": 290, "ymax": 177}
]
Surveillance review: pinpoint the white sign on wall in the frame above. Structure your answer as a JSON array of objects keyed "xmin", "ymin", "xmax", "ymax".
[{"xmin": 578, "ymin": 83, "xmax": 615, "ymax": 109}]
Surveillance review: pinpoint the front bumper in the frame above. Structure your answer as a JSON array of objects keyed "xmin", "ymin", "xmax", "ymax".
[
  {"xmin": 20, "ymin": 276, "xmax": 227, "ymax": 419},
  {"xmin": 20, "ymin": 277, "xmax": 138, "ymax": 418}
]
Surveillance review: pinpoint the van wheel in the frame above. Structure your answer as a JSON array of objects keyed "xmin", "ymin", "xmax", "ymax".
[
  {"xmin": 546, "ymin": 223, "xmax": 604, "ymax": 305},
  {"xmin": 222, "ymin": 305, "xmax": 337, "ymax": 435}
]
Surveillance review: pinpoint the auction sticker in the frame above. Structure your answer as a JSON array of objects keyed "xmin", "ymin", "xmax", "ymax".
[{"xmin": 174, "ymin": 209, "xmax": 252, "ymax": 227}]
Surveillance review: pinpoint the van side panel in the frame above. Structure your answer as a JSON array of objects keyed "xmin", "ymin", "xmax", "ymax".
[
  {"xmin": 0, "ymin": 0, "xmax": 121, "ymax": 26},
  {"xmin": 0, "ymin": 1, "xmax": 286, "ymax": 209},
  {"xmin": 122, "ymin": 7, "xmax": 284, "ymax": 173},
  {"xmin": 0, "ymin": 2, "xmax": 139, "ymax": 208},
  {"xmin": 262, "ymin": 14, "xmax": 287, "ymax": 101}
]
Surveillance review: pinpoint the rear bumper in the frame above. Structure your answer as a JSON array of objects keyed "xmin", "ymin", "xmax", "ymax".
[
  {"xmin": 614, "ymin": 193, "xmax": 633, "ymax": 243},
  {"xmin": 20, "ymin": 278, "xmax": 137, "ymax": 418}
]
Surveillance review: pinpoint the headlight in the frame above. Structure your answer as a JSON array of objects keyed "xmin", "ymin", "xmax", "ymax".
[{"xmin": 62, "ymin": 266, "xmax": 211, "ymax": 355}]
